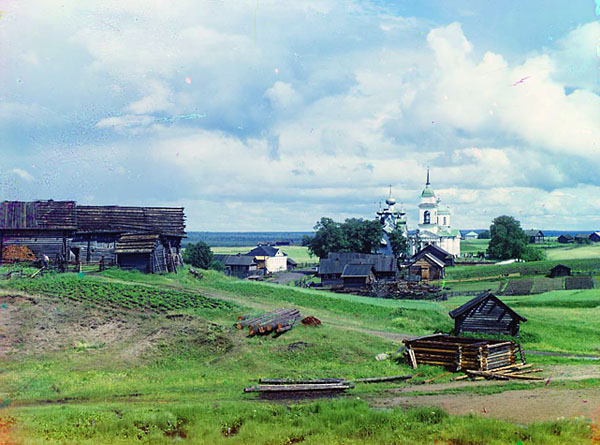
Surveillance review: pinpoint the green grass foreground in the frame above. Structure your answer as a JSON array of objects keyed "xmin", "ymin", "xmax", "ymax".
[{"xmin": 0, "ymin": 267, "xmax": 598, "ymax": 443}]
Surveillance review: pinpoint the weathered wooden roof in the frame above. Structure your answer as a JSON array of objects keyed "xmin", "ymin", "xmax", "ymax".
[
  {"xmin": 410, "ymin": 252, "xmax": 445, "ymax": 268},
  {"xmin": 524, "ymin": 230, "xmax": 544, "ymax": 237},
  {"xmin": 412, "ymin": 244, "xmax": 454, "ymax": 265},
  {"xmin": 77, "ymin": 206, "xmax": 185, "ymax": 236},
  {"xmin": 550, "ymin": 264, "xmax": 571, "ymax": 271},
  {"xmin": 448, "ymin": 291, "xmax": 527, "ymax": 322},
  {"xmin": 341, "ymin": 263, "xmax": 374, "ymax": 278},
  {"xmin": 0, "ymin": 201, "xmax": 77, "ymax": 230},
  {"xmin": 214, "ymin": 254, "xmax": 257, "ymax": 266},
  {"xmin": 115, "ymin": 233, "xmax": 160, "ymax": 254},
  {"xmin": 245, "ymin": 245, "xmax": 282, "ymax": 257},
  {"xmin": 327, "ymin": 252, "xmax": 398, "ymax": 273}
]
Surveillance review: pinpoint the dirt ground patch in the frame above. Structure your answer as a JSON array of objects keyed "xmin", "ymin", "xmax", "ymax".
[{"xmin": 372, "ymin": 388, "xmax": 600, "ymax": 423}]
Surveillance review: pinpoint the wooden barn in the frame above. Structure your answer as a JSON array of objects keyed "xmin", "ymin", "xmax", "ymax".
[
  {"xmin": 0, "ymin": 201, "xmax": 76, "ymax": 264},
  {"xmin": 574, "ymin": 233, "xmax": 591, "ymax": 244},
  {"xmin": 411, "ymin": 244, "xmax": 455, "ymax": 267},
  {"xmin": 524, "ymin": 230, "xmax": 545, "ymax": 244},
  {"xmin": 408, "ymin": 253, "xmax": 445, "ymax": 281},
  {"xmin": 557, "ymin": 234, "xmax": 574, "ymax": 244},
  {"xmin": 214, "ymin": 254, "xmax": 258, "ymax": 278},
  {"xmin": 317, "ymin": 252, "xmax": 398, "ymax": 286},
  {"xmin": 74, "ymin": 205, "xmax": 186, "ymax": 271},
  {"xmin": 341, "ymin": 263, "xmax": 375, "ymax": 288},
  {"xmin": 449, "ymin": 291, "xmax": 527, "ymax": 336},
  {"xmin": 115, "ymin": 233, "xmax": 169, "ymax": 273},
  {"xmin": 549, "ymin": 264, "xmax": 571, "ymax": 278}
]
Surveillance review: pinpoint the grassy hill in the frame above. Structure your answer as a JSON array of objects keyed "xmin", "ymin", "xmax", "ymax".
[{"xmin": 0, "ymin": 267, "xmax": 597, "ymax": 443}]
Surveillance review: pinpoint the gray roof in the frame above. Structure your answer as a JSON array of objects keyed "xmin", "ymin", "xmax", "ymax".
[
  {"xmin": 342, "ymin": 263, "xmax": 374, "ymax": 278},
  {"xmin": 412, "ymin": 244, "xmax": 454, "ymax": 265},
  {"xmin": 1, "ymin": 200, "xmax": 77, "ymax": 230},
  {"xmin": 327, "ymin": 252, "xmax": 397, "ymax": 273},
  {"xmin": 524, "ymin": 230, "xmax": 544, "ymax": 237},
  {"xmin": 214, "ymin": 254, "xmax": 257, "ymax": 266},
  {"xmin": 245, "ymin": 245, "xmax": 283, "ymax": 257},
  {"xmin": 574, "ymin": 233, "xmax": 591, "ymax": 239},
  {"xmin": 449, "ymin": 291, "xmax": 527, "ymax": 322},
  {"xmin": 410, "ymin": 252, "xmax": 445, "ymax": 268}
]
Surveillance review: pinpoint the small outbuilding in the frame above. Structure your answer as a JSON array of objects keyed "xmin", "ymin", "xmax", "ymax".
[
  {"xmin": 463, "ymin": 231, "xmax": 478, "ymax": 240},
  {"xmin": 449, "ymin": 291, "xmax": 527, "ymax": 336},
  {"xmin": 341, "ymin": 263, "xmax": 375, "ymax": 289},
  {"xmin": 574, "ymin": 233, "xmax": 591, "ymax": 244},
  {"xmin": 524, "ymin": 230, "xmax": 545, "ymax": 244},
  {"xmin": 590, "ymin": 232, "xmax": 600, "ymax": 243},
  {"xmin": 408, "ymin": 253, "xmax": 445, "ymax": 281},
  {"xmin": 557, "ymin": 234, "xmax": 574, "ymax": 244},
  {"xmin": 115, "ymin": 233, "xmax": 168, "ymax": 273},
  {"xmin": 214, "ymin": 254, "xmax": 258, "ymax": 278},
  {"xmin": 549, "ymin": 264, "xmax": 571, "ymax": 278},
  {"xmin": 411, "ymin": 244, "xmax": 455, "ymax": 267}
]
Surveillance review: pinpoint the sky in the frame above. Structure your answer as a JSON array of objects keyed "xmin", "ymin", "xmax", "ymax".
[{"xmin": 1, "ymin": 1, "xmax": 599, "ymax": 231}]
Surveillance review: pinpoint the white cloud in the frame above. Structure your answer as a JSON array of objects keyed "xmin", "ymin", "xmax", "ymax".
[
  {"xmin": 10, "ymin": 168, "xmax": 34, "ymax": 182},
  {"xmin": 265, "ymin": 82, "xmax": 302, "ymax": 110}
]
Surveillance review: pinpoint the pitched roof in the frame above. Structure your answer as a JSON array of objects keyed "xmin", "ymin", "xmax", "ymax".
[
  {"xmin": 115, "ymin": 233, "xmax": 160, "ymax": 254},
  {"xmin": 327, "ymin": 252, "xmax": 397, "ymax": 273},
  {"xmin": 77, "ymin": 206, "xmax": 186, "ymax": 236},
  {"xmin": 557, "ymin": 234, "xmax": 573, "ymax": 240},
  {"xmin": 0, "ymin": 200, "xmax": 77, "ymax": 230},
  {"xmin": 214, "ymin": 254, "xmax": 257, "ymax": 266},
  {"xmin": 464, "ymin": 231, "xmax": 478, "ymax": 236},
  {"xmin": 341, "ymin": 263, "xmax": 374, "ymax": 278},
  {"xmin": 550, "ymin": 264, "xmax": 571, "ymax": 271},
  {"xmin": 574, "ymin": 233, "xmax": 591, "ymax": 239},
  {"xmin": 245, "ymin": 245, "xmax": 283, "ymax": 257},
  {"xmin": 318, "ymin": 258, "xmax": 345, "ymax": 275},
  {"xmin": 411, "ymin": 252, "xmax": 445, "ymax": 268},
  {"xmin": 524, "ymin": 230, "xmax": 544, "ymax": 237},
  {"xmin": 448, "ymin": 291, "xmax": 527, "ymax": 322},
  {"xmin": 412, "ymin": 244, "xmax": 454, "ymax": 265}
]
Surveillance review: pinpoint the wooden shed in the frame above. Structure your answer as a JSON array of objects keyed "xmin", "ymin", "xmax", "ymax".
[
  {"xmin": 408, "ymin": 253, "xmax": 445, "ymax": 281},
  {"xmin": 524, "ymin": 230, "xmax": 545, "ymax": 244},
  {"xmin": 214, "ymin": 254, "xmax": 258, "ymax": 278},
  {"xmin": 341, "ymin": 263, "xmax": 375, "ymax": 289},
  {"xmin": 0, "ymin": 201, "xmax": 76, "ymax": 264},
  {"xmin": 411, "ymin": 244, "xmax": 455, "ymax": 267},
  {"xmin": 449, "ymin": 291, "xmax": 527, "ymax": 336},
  {"xmin": 557, "ymin": 234, "xmax": 574, "ymax": 244},
  {"xmin": 115, "ymin": 233, "xmax": 168, "ymax": 273},
  {"xmin": 403, "ymin": 334, "xmax": 524, "ymax": 371},
  {"xmin": 590, "ymin": 232, "xmax": 600, "ymax": 243},
  {"xmin": 549, "ymin": 264, "xmax": 571, "ymax": 278}
]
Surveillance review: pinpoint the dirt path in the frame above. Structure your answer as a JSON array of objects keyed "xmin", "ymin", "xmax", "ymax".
[{"xmin": 373, "ymin": 388, "xmax": 600, "ymax": 423}]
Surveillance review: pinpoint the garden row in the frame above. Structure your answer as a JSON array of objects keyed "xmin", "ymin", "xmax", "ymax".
[
  {"xmin": 1, "ymin": 273, "xmax": 235, "ymax": 313},
  {"xmin": 499, "ymin": 276, "xmax": 595, "ymax": 296},
  {"xmin": 447, "ymin": 258, "xmax": 600, "ymax": 280}
]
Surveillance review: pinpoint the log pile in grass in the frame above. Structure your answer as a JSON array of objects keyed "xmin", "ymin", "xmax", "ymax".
[
  {"xmin": 403, "ymin": 334, "xmax": 525, "ymax": 371},
  {"xmin": 235, "ymin": 308, "xmax": 302, "ymax": 337},
  {"xmin": 453, "ymin": 363, "xmax": 543, "ymax": 381}
]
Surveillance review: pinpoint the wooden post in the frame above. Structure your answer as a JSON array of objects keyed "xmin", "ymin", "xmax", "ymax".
[{"xmin": 407, "ymin": 348, "xmax": 417, "ymax": 369}]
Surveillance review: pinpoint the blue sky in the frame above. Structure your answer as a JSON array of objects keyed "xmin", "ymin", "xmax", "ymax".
[{"xmin": 1, "ymin": 1, "xmax": 599, "ymax": 231}]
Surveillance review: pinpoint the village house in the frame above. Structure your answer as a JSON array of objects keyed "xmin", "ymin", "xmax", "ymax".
[
  {"xmin": 463, "ymin": 231, "xmax": 478, "ymax": 240},
  {"xmin": 214, "ymin": 254, "xmax": 258, "ymax": 278},
  {"xmin": 408, "ymin": 253, "xmax": 446, "ymax": 281},
  {"xmin": 524, "ymin": 230, "xmax": 545, "ymax": 244},
  {"xmin": 341, "ymin": 263, "xmax": 376, "ymax": 289},
  {"xmin": 244, "ymin": 245, "xmax": 288, "ymax": 273},
  {"xmin": 0, "ymin": 200, "xmax": 186, "ymax": 273},
  {"xmin": 557, "ymin": 234, "xmax": 574, "ymax": 244},
  {"xmin": 549, "ymin": 264, "xmax": 571, "ymax": 278},
  {"xmin": 590, "ymin": 232, "xmax": 600, "ymax": 243},
  {"xmin": 317, "ymin": 252, "xmax": 398, "ymax": 287},
  {"xmin": 574, "ymin": 233, "xmax": 592, "ymax": 244},
  {"xmin": 449, "ymin": 291, "xmax": 527, "ymax": 336}
]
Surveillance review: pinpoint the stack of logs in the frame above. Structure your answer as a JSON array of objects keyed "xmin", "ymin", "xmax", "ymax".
[
  {"xmin": 454, "ymin": 363, "xmax": 543, "ymax": 381},
  {"xmin": 236, "ymin": 308, "xmax": 301, "ymax": 337},
  {"xmin": 369, "ymin": 280, "xmax": 444, "ymax": 300}
]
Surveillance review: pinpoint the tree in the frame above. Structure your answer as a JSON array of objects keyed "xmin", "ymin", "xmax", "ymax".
[
  {"xmin": 486, "ymin": 216, "xmax": 528, "ymax": 260},
  {"xmin": 303, "ymin": 217, "xmax": 348, "ymax": 259},
  {"xmin": 183, "ymin": 241, "xmax": 214, "ymax": 269},
  {"xmin": 341, "ymin": 218, "xmax": 383, "ymax": 255},
  {"xmin": 521, "ymin": 245, "xmax": 546, "ymax": 262},
  {"xmin": 388, "ymin": 228, "xmax": 409, "ymax": 258},
  {"xmin": 303, "ymin": 217, "xmax": 383, "ymax": 259},
  {"xmin": 477, "ymin": 230, "xmax": 490, "ymax": 239}
]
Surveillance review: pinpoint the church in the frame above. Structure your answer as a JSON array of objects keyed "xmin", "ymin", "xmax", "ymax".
[{"xmin": 377, "ymin": 170, "xmax": 461, "ymax": 257}]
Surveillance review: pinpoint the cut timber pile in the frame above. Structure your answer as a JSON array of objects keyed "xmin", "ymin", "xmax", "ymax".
[
  {"xmin": 188, "ymin": 268, "xmax": 203, "ymax": 279},
  {"xmin": 454, "ymin": 363, "xmax": 543, "ymax": 381},
  {"xmin": 2, "ymin": 245, "xmax": 36, "ymax": 262},
  {"xmin": 403, "ymin": 334, "xmax": 525, "ymax": 371},
  {"xmin": 370, "ymin": 280, "xmax": 444, "ymax": 300},
  {"xmin": 236, "ymin": 308, "xmax": 301, "ymax": 337}
]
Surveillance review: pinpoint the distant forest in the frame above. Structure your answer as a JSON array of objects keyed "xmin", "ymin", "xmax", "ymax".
[
  {"xmin": 185, "ymin": 230, "xmax": 592, "ymax": 247},
  {"xmin": 185, "ymin": 232, "xmax": 314, "ymax": 247}
]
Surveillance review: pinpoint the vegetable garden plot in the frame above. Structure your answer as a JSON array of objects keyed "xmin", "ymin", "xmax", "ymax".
[
  {"xmin": 500, "ymin": 279, "xmax": 533, "ymax": 296},
  {"xmin": 531, "ymin": 277, "xmax": 563, "ymax": 294},
  {"xmin": 3, "ymin": 274, "xmax": 235, "ymax": 313},
  {"xmin": 565, "ymin": 276, "xmax": 595, "ymax": 290}
]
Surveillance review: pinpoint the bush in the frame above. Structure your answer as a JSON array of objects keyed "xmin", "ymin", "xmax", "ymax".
[{"xmin": 183, "ymin": 242, "xmax": 213, "ymax": 269}]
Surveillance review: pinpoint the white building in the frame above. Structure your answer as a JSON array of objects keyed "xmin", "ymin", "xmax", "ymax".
[
  {"xmin": 376, "ymin": 171, "xmax": 461, "ymax": 257},
  {"xmin": 412, "ymin": 170, "xmax": 461, "ymax": 256}
]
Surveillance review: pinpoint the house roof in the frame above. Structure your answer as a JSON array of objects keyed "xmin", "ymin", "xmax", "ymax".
[
  {"xmin": 411, "ymin": 252, "xmax": 446, "ymax": 268},
  {"xmin": 245, "ymin": 245, "xmax": 283, "ymax": 257},
  {"xmin": 318, "ymin": 258, "xmax": 344, "ymax": 275},
  {"xmin": 0, "ymin": 200, "xmax": 77, "ymax": 230},
  {"xmin": 287, "ymin": 257, "xmax": 298, "ymax": 265},
  {"xmin": 465, "ymin": 231, "xmax": 478, "ymax": 236},
  {"xmin": 115, "ymin": 233, "xmax": 160, "ymax": 254},
  {"xmin": 77, "ymin": 206, "xmax": 186, "ymax": 236},
  {"xmin": 341, "ymin": 263, "xmax": 374, "ymax": 278},
  {"xmin": 214, "ymin": 254, "xmax": 257, "ymax": 266},
  {"xmin": 524, "ymin": 230, "xmax": 544, "ymax": 237},
  {"xmin": 448, "ymin": 291, "xmax": 527, "ymax": 322},
  {"xmin": 550, "ymin": 264, "xmax": 571, "ymax": 271},
  {"xmin": 327, "ymin": 252, "xmax": 398, "ymax": 273},
  {"xmin": 558, "ymin": 234, "xmax": 573, "ymax": 239},
  {"xmin": 412, "ymin": 244, "xmax": 454, "ymax": 265},
  {"xmin": 574, "ymin": 233, "xmax": 591, "ymax": 239}
]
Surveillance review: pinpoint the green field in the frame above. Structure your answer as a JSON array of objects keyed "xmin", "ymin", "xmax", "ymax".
[
  {"xmin": 211, "ymin": 245, "xmax": 317, "ymax": 265},
  {"xmin": 459, "ymin": 239, "xmax": 489, "ymax": 254},
  {"xmin": 545, "ymin": 243, "xmax": 600, "ymax": 260},
  {"xmin": 0, "ymin": 267, "xmax": 598, "ymax": 443}
]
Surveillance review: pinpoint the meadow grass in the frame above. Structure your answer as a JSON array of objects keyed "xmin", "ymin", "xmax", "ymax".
[{"xmin": 545, "ymin": 243, "xmax": 600, "ymax": 260}]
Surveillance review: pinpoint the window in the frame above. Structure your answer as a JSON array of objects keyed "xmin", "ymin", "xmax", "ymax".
[
  {"xmin": 443, "ymin": 217, "xmax": 447, "ymax": 225},
  {"xmin": 424, "ymin": 211, "xmax": 430, "ymax": 224}
]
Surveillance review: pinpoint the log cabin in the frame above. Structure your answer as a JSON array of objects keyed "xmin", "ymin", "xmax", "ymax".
[
  {"xmin": 449, "ymin": 291, "xmax": 527, "ymax": 336},
  {"xmin": 549, "ymin": 264, "xmax": 571, "ymax": 278},
  {"xmin": 0, "ymin": 201, "xmax": 76, "ymax": 264},
  {"xmin": 317, "ymin": 252, "xmax": 398, "ymax": 286},
  {"xmin": 408, "ymin": 253, "xmax": 445, "ymax": 281}
]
